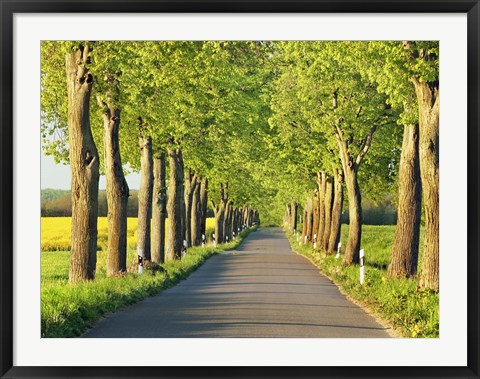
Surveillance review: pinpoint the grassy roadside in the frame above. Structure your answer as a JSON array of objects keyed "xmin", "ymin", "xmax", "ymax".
[
  {"xmin": 287, "ymin": 226, "xmax": 439, "ymax": 338},
  {"xmin": 41, "ymin": 227, "xmax": 257, "ymax": 338}
]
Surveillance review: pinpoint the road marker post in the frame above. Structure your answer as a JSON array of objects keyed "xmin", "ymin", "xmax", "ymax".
[
  {"xmin": 313, "ymin": 234, "xmax": 317, "ymax": 249},
  {"xmin": 212, "ymin": 233, "xmax": 216, "ymax": 248},
  {"xmin": 182, "ymin": 240, "xmax": 187, "ymax": 258},
  {"xmin": 360, "ymin": 249, "xmax": 365, "ymax": 285},
  {"xmin": 202, "ymin": 234, "xmax": 205, "ymax": 247},
  {"xmin": 336, "ymin": 242, "xmax": 341, "ymax": 259},
  {"xmin": 137, "ymin": 248, "xmax": 144, "ymax": 274},
  {"xmin": 226, "ymin": 235, "xmax": 229, "ymax": 243}
]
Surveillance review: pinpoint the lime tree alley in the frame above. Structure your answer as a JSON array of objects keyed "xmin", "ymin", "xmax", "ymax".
[{"xmin": 41, "ymin": 41, "xmax": 439, "ymax": 292}]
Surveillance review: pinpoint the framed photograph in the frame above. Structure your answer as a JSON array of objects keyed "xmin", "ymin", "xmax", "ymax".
[{"xmin": 1, "ymin": 1, "xmax": 479, "ymax": 378}]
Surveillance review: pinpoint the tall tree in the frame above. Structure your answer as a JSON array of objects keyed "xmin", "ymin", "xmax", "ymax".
[
  {"xmin": 137, "ymin": 121, "xmax": 153, "ymax": 261},
  {"xmin": 66, "ymin": 44, "xmax": 100, "ymax": 282},
  {"xmin": 151, "ymin": 152, "xmax": 167, "ymax": 263},
  {"xmin": 96, "ymin": 76, "xmax": 129, "ymax": 276}
]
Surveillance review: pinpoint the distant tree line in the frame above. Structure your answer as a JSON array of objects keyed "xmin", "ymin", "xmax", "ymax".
[{"xmin": 41, "ymin": 189, "xmax": 215, "ymax": 219}]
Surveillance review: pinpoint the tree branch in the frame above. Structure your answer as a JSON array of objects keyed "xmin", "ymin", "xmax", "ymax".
[{"xmin": 355, "ymin": 125, "xmax": 378, "ymax": 167}]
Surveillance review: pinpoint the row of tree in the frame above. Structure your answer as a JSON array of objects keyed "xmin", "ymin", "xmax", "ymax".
[
  {"xmin": 274, "ymin": 42, "xmax": 438, "ymax": 291},
  {"xmin": 42, "ymin": 41, "xmax": 264, "ymax": 283},
  {"xmin": 42, "ymin": 41, "xmax": 439, "ymax": 292}
]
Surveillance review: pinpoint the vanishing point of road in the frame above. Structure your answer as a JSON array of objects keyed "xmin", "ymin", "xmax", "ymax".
[{"xmin": 83, "ymin": 228, "xmax": 392, "ymax": 338}]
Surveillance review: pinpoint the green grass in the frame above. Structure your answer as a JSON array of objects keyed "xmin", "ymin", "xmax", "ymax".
[
  {"xmin": 41, "ymin": 227, "xmax": 257, "ymax": 338},
  {"xmin": 289, "ymin": 225, "xmax": 438, "ymax": 338}
]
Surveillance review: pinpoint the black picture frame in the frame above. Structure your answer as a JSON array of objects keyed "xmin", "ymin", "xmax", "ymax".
[{"xmin": 1, "ymin": 1, "xmax": 479, "ymax": 378}]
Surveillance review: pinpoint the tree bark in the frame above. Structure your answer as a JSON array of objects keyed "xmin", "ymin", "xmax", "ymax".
[
  {"xmin": 343, "ymin": 167, "xmax": 362, "ymax": 265},
  {"xmin": 224, "ymin": 201, "xmax": 233, "ymax": 241},
  {"xmin": 305, "ymin": 197, "xmax": 313, "ymax": 243},
  {"xmin": 312, "ymin": 192, "xmax": 320, "ymax": 247},
  {"xmin": 137, "ymin": 127, "xmax": 153, "ymax": 262},
  {"xmin": 100, "ymin": 100, "xmax": 129, "ymax": 276},
  {"xmin": 212, "ymin": 183, "xmax": 227, "ymax": 244},
  {"xmin": 191, "ymin": 176, "xmax": 202, "ymax": 246},
  {"xmin": 66, "ymin": 45, "xmax": 99, "ymax": 283},
  {"xmin": 184, "ymin": 170, "xmax": 197, "ymax": 247},
  {"xmin": 200, "ymin": 178, "xmax": 208, "ymax": 239},
  {"xmin": 335, "ymin": 122, "xmax": 377, "ymax": 265},
  {"xmin": 151, "ymin": 153, "xmax": 167, "ymax": 263},
  {"xmin": 316, "ymin": 172, "xmax": 326, "ymax": 251},
  {"xmin": 328, "ymin": 168, "xmax": 344, "ymax": 254},
  {"xmin": 388, "ymin": 124, "xmax": 422, "ymax": 278},
  {"xmin": 413, "ymin": 79, "xmax": 439, "ymax": 291},
  {"xmin": 166, "ymin": 148, "xmax": 185, "ymax": 260},
  {"xmin": 291, "ymin": 200, "xmax": 298, "ymax": 233},
  {"xmin": 321, "ymin": 174, "xmax": 334, "ymax": 252}
]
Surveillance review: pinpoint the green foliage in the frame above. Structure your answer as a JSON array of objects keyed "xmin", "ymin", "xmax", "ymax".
[
  {"xmin": 40, "ymin": 40, "xmax": 433, "ymax": 226},
  {"xmin": 288, "ymin": 225, "xmax": 438, "ymax": 337},
  {"xmin": 41, "ymin": 226, "xmax": 258, "ymax": 337}
]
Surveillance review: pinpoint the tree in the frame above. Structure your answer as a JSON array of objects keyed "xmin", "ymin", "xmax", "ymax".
[
  {"xmin": 151, "ymin": 152, "xmax": 167, "ymax": 263},
  {"xmin": 65, "ymin": 43, "xmax": 99, "ymax": 282}
]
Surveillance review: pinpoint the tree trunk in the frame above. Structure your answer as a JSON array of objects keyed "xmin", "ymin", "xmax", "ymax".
[
  {"xmin": 224, "ymin": 201, "xmax": 233, "ymax": 241},
  {"xmin": 335, "ymin": 122, "xmax": 377, "ymax": 265},
  {"xmin": 184, "ymin": 170, "xmax": 197, "ymax": 247},
  {"xmin": 317, "ymin": 172, "xmax": 326, "ymax": 251},
  {"xmin": 305, "ymin": 197, "xmax": 313, "ymax": 243},
  {"xmin": 321, "ymin": 174, "xmax": 334, "ymax": 251},
  {"xmin": 212, "ymin": 183, "xmax": 228, "ymax": 244},
  {"xmin": 66, "ymin": 45, "xmax": 99, "ymax": 283},
  {"xmin": 388, "ymin": 124, "xmax": 422, "ymax": 278},
  {"xmin": 328, "ymin": 168, "xmax": 344, "ymax": 254},
  {"xmin": 414, "ymin": 79, "xmax": 439, "ymax": 291},
  {"xmin": 102, "ymin": 102, "xmax": 129, "ymax": 276},
  {"xmin": 291, "ymin": 200, "xmax": 298, "ymax": 234},
  {"xmin": 166, "ymin": 148, "xmax": 185, "ymax": 260},
  {"xmin": 343, "ymin": 167, "xmax": 362, "ymax": 265},
  {"xmin": 200, "ymin": 178, "xmax": 208, "ymax": 239},
  {"xmin": 301, "ymin": 206, "xmax": 308, "ymax": 242},
  {"xmin": 312, "ymin": 193, "xmax": 320, "ymax": 247},
  {"xmin": 191, "ymin": 177, "xmax": 202, "ymax": 246},
  {"xmin": 151, "ymin": 153, "xmax": 167, "ymax": 263},
  {"xmin": 137, "ymin": 129, "xmax": 153, "ymax": 262}
]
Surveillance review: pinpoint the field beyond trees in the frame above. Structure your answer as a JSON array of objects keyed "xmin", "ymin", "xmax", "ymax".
[{"xmin": 41, "ymin": 216, "xmax": 216, "ymax": 252}]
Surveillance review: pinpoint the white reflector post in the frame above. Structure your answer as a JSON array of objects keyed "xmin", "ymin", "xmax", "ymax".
[
  {"xmin": 336, "ymin": 241, "xmax": 341, "ymax": 259},
  {"xmin": 360, "ymin": 249, "xmax": 365, "ymax": 285},
  {"xmin": 137, "ymin": 248, "xmax": 144, "ymax": 274}
]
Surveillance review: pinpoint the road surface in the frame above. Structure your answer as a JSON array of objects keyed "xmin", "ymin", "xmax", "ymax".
[{"xmin": 82, "ymin": 227, "xmax": 391, "ymax": 338}]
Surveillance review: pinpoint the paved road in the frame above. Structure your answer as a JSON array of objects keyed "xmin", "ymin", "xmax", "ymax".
[{"xmin": 82, "ymin": 227, "xmax": 391, "ymax": 338}]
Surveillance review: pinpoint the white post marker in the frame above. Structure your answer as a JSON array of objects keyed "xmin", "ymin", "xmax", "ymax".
[
  {"xmin": 304, "ymin": 235, "xmax": 307, "ymax": 244},
  {"xmin": 137, "ymin": 248, "xmax": 144, "ymax": 274},
  {"xmin": 182, "ymin": 240, "xmax": 187, "ymax": 258},
  {"xmin": 336, "ymin": 241, "xmax": 342, "ymax": 259},
  {"xmin": 212, "ymin": 233, "xmax": 216, "ymax": 248},
  {"xmin": 233, "ymin": 231, "xmax": 236, "ymax": 239},
  {"xmin": 202, "ymin": 234, "xmax": 205, "ymax": 247},
  {"xmin": 313, "ymin": 233, "xmax": 317, "ymax": 249},
  {"xmin": 226, "ymin": 235, "xmax": 229, "ymax": 242},
  {"xmin": 360, "ymin": 249, "xmax": 365, "ymax": 285}
]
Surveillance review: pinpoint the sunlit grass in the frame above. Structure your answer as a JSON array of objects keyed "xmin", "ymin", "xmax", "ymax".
[
  {"xmin": 289, "ymin": 224, "xmax": 438, "ymax": 338},
  {"xmin": 41, "ymin": 225, "xmax": 257, "ymax": 338}
]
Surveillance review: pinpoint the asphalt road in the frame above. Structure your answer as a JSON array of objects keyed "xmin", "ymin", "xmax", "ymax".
[{"xmin": 82, "ymin": 227, "xmax": 391, "ymax": 338}]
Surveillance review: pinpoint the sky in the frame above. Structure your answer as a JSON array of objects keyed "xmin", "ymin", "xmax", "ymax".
[{"xmin": 41, "ymin": 153, "xmax": 141, "ymax": 190}]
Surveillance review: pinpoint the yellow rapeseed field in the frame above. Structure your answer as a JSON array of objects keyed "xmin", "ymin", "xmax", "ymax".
[{"xmin": 41, "ymin": 217, "xmax": 216, "ymax": 252}]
